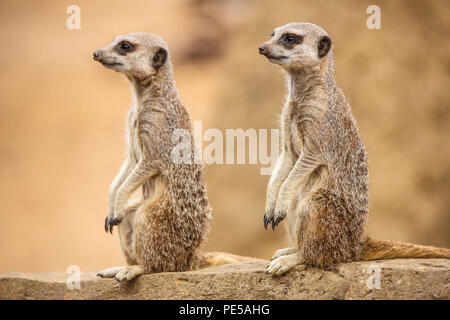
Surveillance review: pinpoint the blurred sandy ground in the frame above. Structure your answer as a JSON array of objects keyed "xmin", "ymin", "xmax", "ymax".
[{"xmin": 0, "ymin": 0, "xmax": 449, "ymax": 273}]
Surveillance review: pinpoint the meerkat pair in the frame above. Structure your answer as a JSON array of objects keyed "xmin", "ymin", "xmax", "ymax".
[{"xmin": 93, "ymin": 24, "xmax": 449, "ymax": 282}]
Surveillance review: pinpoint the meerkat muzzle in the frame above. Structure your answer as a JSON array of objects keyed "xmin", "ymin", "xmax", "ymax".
[
  {"xmin": 258, "ymin": 45, "xmax": 267, "ymax": 55},
  {"xmin": 93, "ymin": 50, "xmax": 101, "ymax": 61}
]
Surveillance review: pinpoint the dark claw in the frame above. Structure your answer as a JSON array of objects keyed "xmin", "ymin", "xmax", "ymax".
[
  {"xmin": 271, "ymin": 215, "xmax": 284, "ymax": 230},
  {"xmin": 263, "ymin": 214, "xmax": 272, "ymax": 230},
  {"xmin": 104, "ymin": 216, "xmax": 122, "ymax": 234}
]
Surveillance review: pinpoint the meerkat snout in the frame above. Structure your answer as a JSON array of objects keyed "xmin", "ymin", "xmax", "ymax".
[
  {"xmin": 258, "ymin": 45, "xmax": 266, "ymax": 55},
  {"xmin": 93, "ymin": 50, "xmax": 100, "ymax": 61}
]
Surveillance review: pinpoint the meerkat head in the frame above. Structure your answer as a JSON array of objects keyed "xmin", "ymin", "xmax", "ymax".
[
  {"xmin": 93, "ymin": 32, "xmax": 169, "ymax": 78},
  {"xmin": 259, "ymin": 22, "xmax": 332, "ymax": 70}
]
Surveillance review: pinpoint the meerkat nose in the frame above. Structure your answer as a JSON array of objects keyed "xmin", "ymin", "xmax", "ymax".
[
  {"xmin": 258, "ymin": 45, "xmax": 266, "ymax": 55},
  {"xmin": 93, "ymin": 50, "xmax": 101, "ymax": 61}
]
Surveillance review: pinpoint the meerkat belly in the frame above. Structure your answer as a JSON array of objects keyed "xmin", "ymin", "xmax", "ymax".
[
  {"xmin": 143, "ymin": 174, "xmax": 166, "ymax": 204},
  {"xmin": 288, "ymin": 160, "xmax": 329, "ymax": 242},
  {"xmin": 295, "ymin": 166, "xmax": 328, "ymax": 216}
]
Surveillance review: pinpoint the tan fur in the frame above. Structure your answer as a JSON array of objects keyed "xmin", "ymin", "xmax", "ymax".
[
  {"xmin": 362, "ymin": 238, "xmax": 450, "ymax": 260},
  {"xmin": 93, "ymin": 33, "xmax": 246, "ymax": 282},
  {"xmin": 260, "ymin": 23, "xmax": 450, "ymax": 276},
  {"xmin": 198, "ymin": 252, "xmax": 265, "ymax": 269}
]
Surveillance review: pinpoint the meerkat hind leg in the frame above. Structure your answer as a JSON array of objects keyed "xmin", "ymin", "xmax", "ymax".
[
  {"xmin": 271, "ymin": 247, "xmax": 298, "ymax": 260},
  {"xmin": 114, "ymin": 265, "xmax": 145, "ymax": 282},
  {"xmin": 266, "ymin": 252, "xmax": 304, "ymax": 276},
  {"xmin": 97, "ymin": 266, "xmax": 125, "ymax": 278}
]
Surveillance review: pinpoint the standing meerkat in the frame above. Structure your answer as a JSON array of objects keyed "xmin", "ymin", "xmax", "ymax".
[
  {"xmin": 93, "ymin": 32, "xmax": 250, "ymax": 281},
  {"xmin": 259, "ymin": 22, "xmax": 450, "ymax": 276}
]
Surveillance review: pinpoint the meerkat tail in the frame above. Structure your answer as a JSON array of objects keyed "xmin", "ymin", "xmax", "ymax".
[
  {"xmin": 198, "ymin": 251, "xmax": 264, "ymax": 268},
  {"xmin": 360, "ymin": 237, "xmax": 450, "ymax": 260}
]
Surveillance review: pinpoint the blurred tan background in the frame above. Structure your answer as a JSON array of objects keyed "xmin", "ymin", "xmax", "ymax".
[{"xmin": 0, "ymin": 0, "xmax": 449, "ymax": 273}]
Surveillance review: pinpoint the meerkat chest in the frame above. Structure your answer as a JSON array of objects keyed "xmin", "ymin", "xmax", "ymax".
[
  {"xmin": 289, "ymin": 123, "xmax": 304, "ymax": 156},
  {"xmin": 128, "ymin": 108, "xmax": 142, "ymax": 161},
  {"xmin": 283, "ymin": 104, "xmax": 304, "ymax": 157}
]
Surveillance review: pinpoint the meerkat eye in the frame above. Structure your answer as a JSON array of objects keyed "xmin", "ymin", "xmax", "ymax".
[
  {"xmin": 270, "ymin": 32, "xmax": 275, "ymax": 37},
  {"xmin": 114, "ymin": 41, "xmax": 135, "ymax": 55},
  {"xmin": 283, "ymin": 34, "xmax": 296, "ymax": 43},
  {"xmin": 120, "ymin": 41, "xmax": 132, "ymax": 51}
]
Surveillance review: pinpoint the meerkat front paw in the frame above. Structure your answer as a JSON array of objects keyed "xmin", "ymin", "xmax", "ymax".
[
  {"xmin": 263, "ymin": 209, "xmax": 274, "ymax": 230},
  {"xmin": 264, "ymin": 208, "xmax": 286, "ymax": 230},
  {"xmin": 105, "ymin": 204, "xmax": 125, "ymax": 233},
  {"xmin": 104, "ymin": 215, "xmax": 122, "ymax": 233},
  {"xmin": 263, "ymin": 198, "xmax": 278, "ymax": 230},
  {"xmin": 270, "ymin": 201, "xmax": 287, "ymax": 230}
]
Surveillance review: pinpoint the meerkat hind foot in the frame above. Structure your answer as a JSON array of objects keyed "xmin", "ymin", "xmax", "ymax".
[
  {"xmin": 271, "ymin": 247, "xmax": 298, "ymax": 260},
  {"xmin": 266, "ymin": 253, "xmax": 304, "ymax": 276},
  {"xmin": 97, "ymin": 266, "xmax": 125, "ymax": 278},
  {"xmin": 114, "ymin": 265, "xmax": 145, "ymax": 282}
]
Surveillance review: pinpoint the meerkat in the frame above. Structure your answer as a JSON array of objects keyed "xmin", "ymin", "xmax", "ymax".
[
  {"xmin": 259, "ymin": 22, "xmax": 450, "ymax": 276},
  {"xmin": 93, "ymin": 32, "xmax": 250, "ymax": 281}
]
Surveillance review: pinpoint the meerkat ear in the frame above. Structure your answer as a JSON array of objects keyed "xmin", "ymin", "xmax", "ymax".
[
  {"xmin": 152, "ymin": 47, "xmax": 167, "ymax": 70},
  {"xmin": 318, "ymin": 36, "xmax": 332, "ymax": 58}
]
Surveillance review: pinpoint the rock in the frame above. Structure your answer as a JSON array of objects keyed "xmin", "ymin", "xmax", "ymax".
[{"xmin": 0, "ymin": 259, "xmax": 449, "ymax": 300}]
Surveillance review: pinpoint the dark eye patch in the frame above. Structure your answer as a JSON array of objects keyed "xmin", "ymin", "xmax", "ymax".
[
  {"xmin": 279, "ymin": 33, "xmax": 303, "ymax": 49},
  {"xmin": 114, "ymin": 40, "xmax": 135, "ymax": 55}
]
